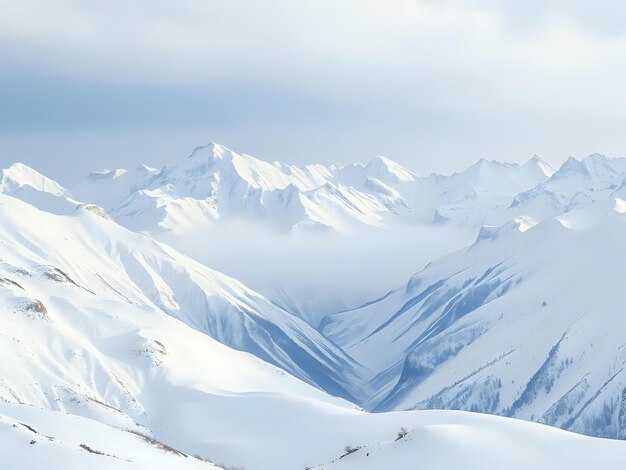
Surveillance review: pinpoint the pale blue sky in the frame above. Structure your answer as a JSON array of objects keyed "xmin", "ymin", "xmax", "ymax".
[{"xmin": 2, "ymin": 0, "xmax": 626, "ymax": 184}]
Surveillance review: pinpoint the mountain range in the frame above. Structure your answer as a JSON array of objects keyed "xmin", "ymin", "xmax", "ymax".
[{"xmin": 3, "ymin": 143, "xmax": 626, "ymax": 468}]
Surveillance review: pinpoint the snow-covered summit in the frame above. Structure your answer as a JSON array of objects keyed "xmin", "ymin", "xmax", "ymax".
[
  {"xmin": 527, "ymin": 154, "xmax": 557, "ymax": 177},
  {"xmin": 0, "ymin": 163, "xmax": 81, "ymax": 214},
  {"xmin": 1, "ymin": 163, "xmax": 67, "ymax": 195}
]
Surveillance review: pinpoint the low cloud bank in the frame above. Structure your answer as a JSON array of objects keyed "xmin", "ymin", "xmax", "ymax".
[{"xmin": 162, "ymin": 221, "xmax": 475, "ymax": 325}]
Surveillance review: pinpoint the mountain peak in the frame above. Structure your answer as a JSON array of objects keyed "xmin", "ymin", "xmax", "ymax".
[
  {"xmin": 581, "ymin": 153, "xmax": 612, "ymax": 170},
  {"xmin": 455, "ymin": 158, "xmax": 505, "ymax": 179},
  {"xmin": 549, "ymin": 154, "xmax": 626, "ymax": 189},
  {"xmin": 365, "ymin": 156, "xmax": 415, "ymax": 182},
  {"xmin": 4, "ymin": 162, "xmax": 46, "ymax": 177},
  {"xmin": 552, "ymin": 156, "xmax": 585, "ymax": 177},
  {"xmin": 160, "ymin": 142, "xmax": 243, "ymax": 186},
  {"xmin": 1, "ymin": 163, "xmax": 67, "ymax": 195},
  {"xmin": 524, "ymin": 154, "xmax": 556, "ymax": 177},
  {"xmin": 367, "ymin": 155, "xmax": 394, "ymax": 166},
  {"xmin": 187, "ymin": 142, "xmax": 234, "ymax": 162},
  {"xmin": 525, "ymin": 154, "xmax": 544, "ymax": 166}
]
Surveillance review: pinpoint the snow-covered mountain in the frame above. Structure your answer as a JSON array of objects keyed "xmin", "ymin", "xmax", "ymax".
[
  {"xmin": 71, "ymin": 143, "xmax": 557, "ymax": 233},
  {"xmin": 505, "ymin": 154, "xmax": 626, "ymax": 223},
  {"xmin": 1, "ymin": 163, "xmax": 81, "ymax": 215},
  {"xmin": 322, "ymin": 178, "xmax": 626, "ymax": 438},
  {"xmin": 4, "ymin": 171, "xmax": 624, "ymax": 469},
  {"xmin": 4, "ymin": 147, "xmax": 626, "ymax": 468},
  {"xmin": 71, "ymin": 146, "xmax": 626, "ymax": 241},
  {"xmin": 75, "ymin": 143, "xmax": 415, "ymax": 233},
  {"xmin": 0, "ymin": 178, "xmax": 366, "ymax": 404},
  {"xmin": 0, "ymin": 185, "xmax": 363, "ymax": 468},
  {"xmin": 430, "ymin": 156, "xmax": 556, "ymax": 226}
]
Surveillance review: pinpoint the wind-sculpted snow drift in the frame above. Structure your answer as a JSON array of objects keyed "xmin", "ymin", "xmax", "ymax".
[{"xmin": 3, "ymin": 146, "xmax": 626, "ymax": 468}]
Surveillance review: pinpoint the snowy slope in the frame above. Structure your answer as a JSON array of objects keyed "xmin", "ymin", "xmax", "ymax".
[
  {"xmin": 0, "ymin": 163, "xmax": 81, "ymax": 215},
  {"xmin": 4, "ymin": 186, "xmax": 625, "ymax": 469},
  {"xmin": 322, "ymin": 190, "xmax": 626, "ymax": 438},
  {"xmin": 504, "ymin": 154, "xmax": 626, "ymax": 224},
  {"xmin": 72, "ymin": 165, "xmax": 159, "ymax": 210},
  {"xmin": 310, "ymin": 411, "xmax": 626, "ymax": 470},
  {"xmin": 0, "ymin": 188, "xmax": 364, "ymax": 469},
  {"xmin": 3, "ymin": 154, "xmax": 626, "ymax": 468},
  {"xmin": 428, "ymin": 156, "xmax": 555, "ymax": 226},
  {"xmin": 0, "ymin": 187, "xmax": 366, "ymax": 404},
  {"xmin": 0, "ymin": 404, "xmax": 217, "ymax": 469}
]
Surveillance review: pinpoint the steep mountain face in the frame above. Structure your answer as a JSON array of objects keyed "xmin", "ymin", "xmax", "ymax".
[
  {"xmin": 322, "ymin": 190, "xmax": 626, "ymax": 438},
  {"xmin": 0, "ymin": 186, "xmax": 366, "ymax": 404}
]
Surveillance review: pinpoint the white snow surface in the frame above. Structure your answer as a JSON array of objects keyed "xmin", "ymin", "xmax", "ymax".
[
  {"xmin": 71, "ymin": 143, "xmax": 557, "ymax": 233},
  {"xmin": 322, "ymin": 185, "xmax": 626, "ymax": 438},
  {"xmin": 310, "ymin": 411, "xmax": 626, "ymax": 470},
  {"xmin": 3, "ymin": 148, "xmax": 626, "ymax": 468},
  {"xmin": 0, "ymin": 190, "xmax": 365, "ymax": 403},
  {"xmin": 3, "ymin": 183, "xmax": 623, "ymax": 469},
  {"xmin": 0, "ymin": 403, "xmax": 217, "ymax": 469}
]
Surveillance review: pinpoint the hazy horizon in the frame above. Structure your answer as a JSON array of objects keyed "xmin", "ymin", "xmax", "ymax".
[{"xmin": 3, "ymin": 1, "xmax": 626, "ymax": 184}]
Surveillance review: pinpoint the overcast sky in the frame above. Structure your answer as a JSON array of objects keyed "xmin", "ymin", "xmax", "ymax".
[{"xmin": 2, "ymin": 0, "xmax": 626, "ymax": 185}]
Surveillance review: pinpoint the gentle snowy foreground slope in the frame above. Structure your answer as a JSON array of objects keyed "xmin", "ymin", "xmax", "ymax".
[
  {"xmin": 0, "ymin": 404, "xmax": 216, "ymax": 470},
  {"xmin": 309, "ymin": 411, "xmax": 626, "ymax": 470},
  {"xmin": 4, "ymin": 399, "xmax": 626, "ymax": 469}
]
